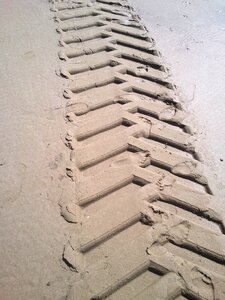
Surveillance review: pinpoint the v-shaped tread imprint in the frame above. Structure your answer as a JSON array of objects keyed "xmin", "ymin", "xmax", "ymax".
[{"xmin": 50, "ymin": 0, "xmax": 225, "ymax": 299}]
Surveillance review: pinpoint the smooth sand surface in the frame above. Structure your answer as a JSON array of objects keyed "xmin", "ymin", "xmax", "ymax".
[{"xmin": 0, "ymin": 1, "xmax": 75, "ymax": 299}]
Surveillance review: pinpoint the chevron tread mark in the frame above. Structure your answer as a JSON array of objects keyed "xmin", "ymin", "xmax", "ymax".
[{"xmin": 50, "ymin": 0, "xmax": 225, "ymax": 299}]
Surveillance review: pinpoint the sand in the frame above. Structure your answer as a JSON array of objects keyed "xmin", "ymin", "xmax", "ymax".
[
  {"xmin": 1, "ymin": 0, "xmax": 225, "ymax": 299},
  {"xmin": 130, "ymin": 0, "xmax": 225, "ymax": 199},
  {"xmin": 0, "ymin": 0, "xmax": 74, "ymax": 299}
]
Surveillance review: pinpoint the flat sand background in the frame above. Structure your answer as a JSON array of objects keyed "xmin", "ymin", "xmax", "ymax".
[{"xmin": 0, "ymin": 0, "xmax": 75, "ymax": 299}]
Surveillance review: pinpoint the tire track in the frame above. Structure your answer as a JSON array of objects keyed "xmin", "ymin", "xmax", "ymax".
[{"xmin": 50, "ymin": 0, "xmax": 225, "ymax": 299}]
